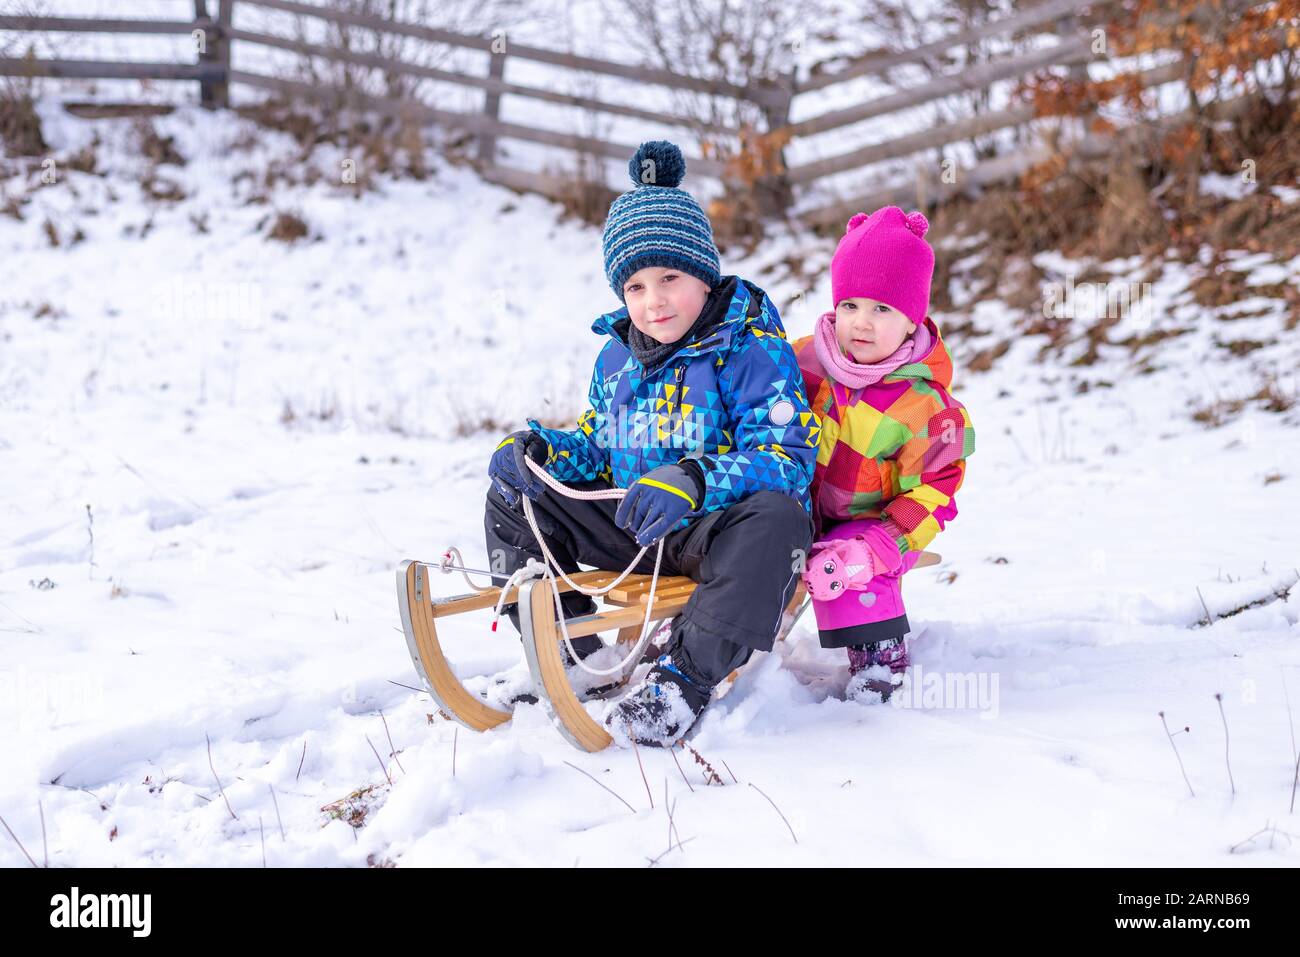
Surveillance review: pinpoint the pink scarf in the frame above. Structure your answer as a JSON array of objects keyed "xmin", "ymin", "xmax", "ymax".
[{"xmin": 812, "ymin": 310, "xmax": 933, "ymax": 389}]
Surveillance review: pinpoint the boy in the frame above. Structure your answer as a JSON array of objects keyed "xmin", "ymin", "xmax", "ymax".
[{"xmin": 485, "ymin": 141, "xmax": 817, "ymax": 746}]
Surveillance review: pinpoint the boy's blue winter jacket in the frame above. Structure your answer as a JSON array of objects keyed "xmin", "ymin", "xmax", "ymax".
[{"xmin": 528, "ymin": 276, "xmax": 820, "ymax": 527}]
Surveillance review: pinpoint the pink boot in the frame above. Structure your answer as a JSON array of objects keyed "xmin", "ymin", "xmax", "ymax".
[{"xmin": 846, "ymin": 637, "xmax": 909, "ymax": 703}]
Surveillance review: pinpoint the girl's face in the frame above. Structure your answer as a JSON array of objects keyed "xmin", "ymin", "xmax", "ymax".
[
  {"xmin": 834, "ymin": 297, "xmax": 917, "ymax": 364},
  {"xmin": 623, "ymin": 267, "xmax": 711, "ymax": 344}
]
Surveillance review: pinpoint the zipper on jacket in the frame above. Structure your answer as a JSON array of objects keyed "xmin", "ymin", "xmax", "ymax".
[{"xmin": 669, "ymin": 365, "xmax": 685, "ymax": 418}]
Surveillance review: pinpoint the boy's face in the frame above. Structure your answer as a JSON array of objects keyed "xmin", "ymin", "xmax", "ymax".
[
  {"xmin": 834, "ymin": 296, "xmax": 917, "ymax": 364},
  {"xmin": 622, "ymin": 267, "xmax": 711, "ymax": 345}
]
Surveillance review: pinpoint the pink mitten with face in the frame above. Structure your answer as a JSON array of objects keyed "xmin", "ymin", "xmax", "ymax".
[{"xmin": 803, "ymin": 537, "xmax": 878, "ymax": 601}]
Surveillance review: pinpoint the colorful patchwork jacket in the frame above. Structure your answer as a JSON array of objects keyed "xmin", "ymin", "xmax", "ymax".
[
  {"xmin": 527, "ymin": 276, "xmax": 819, "ymax": 528},
  {"xmin": 791, "ymin": 316, "xmax": 975, "ymax": 556}
]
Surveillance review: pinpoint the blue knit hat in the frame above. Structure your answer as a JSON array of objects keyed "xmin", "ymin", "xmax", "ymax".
[{"xmin": 602, "ymin": 141, "xmax": 721, "ymax": 300}]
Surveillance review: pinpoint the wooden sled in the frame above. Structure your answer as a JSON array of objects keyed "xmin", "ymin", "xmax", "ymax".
[{"xmin": 397, "ymin": 550, "xmax": 941, "ymax": 751}]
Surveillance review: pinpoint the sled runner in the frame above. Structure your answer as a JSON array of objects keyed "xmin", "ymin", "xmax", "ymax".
[{"xmin": 397, "ymin": 547, "xmax": 940, "ymax": 751}]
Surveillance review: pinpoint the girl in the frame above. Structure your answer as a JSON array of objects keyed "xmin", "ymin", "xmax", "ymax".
[{"xmin": 791, "ymin": 206, "xmax": 976, "ymax": 702}]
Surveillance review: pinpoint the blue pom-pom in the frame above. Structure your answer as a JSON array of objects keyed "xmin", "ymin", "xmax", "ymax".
[{"xmin": 628, "ymin": 140, "xmax": 685, "ymax": 188}]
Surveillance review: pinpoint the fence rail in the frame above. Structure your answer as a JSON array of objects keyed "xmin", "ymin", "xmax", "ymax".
[
  {"xmin": 799, "ymin": 0, "xmax": 1099, "ymax": 91},
  {"xmin": 243, "ymin": 0, "xmax": 770, "ymax": 103},
  {"xmin": 0, "ymin": 15, "xmax": 206, "ymax": 34},
  {"xmin": 0, "ymin": 57, "xmax": 224, "ymax": 81},
  {"xmin": 0, "ymin": 0, "xmax": 1214, "ymax": 227}
]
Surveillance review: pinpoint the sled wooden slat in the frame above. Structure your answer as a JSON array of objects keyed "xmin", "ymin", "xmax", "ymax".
[
  {"xmin": 428, "ymin": 569, "xmax": 623, "ymax": 618},
  {"xmin": 604, "ymin": 575, "xmax": 694, "ymax": 605},
  {"xmin": 633, "ymin": 582, "xmax": 701, "ymax": 605},
  {"xmin": 559, "ymin": 599, "xmax": 694, "ymax": 638}
]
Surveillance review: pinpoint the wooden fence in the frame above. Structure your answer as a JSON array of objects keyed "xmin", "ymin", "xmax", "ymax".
[{"xmin": 0, "ymin": 0, "xmax": 1215, "ymax": 226}]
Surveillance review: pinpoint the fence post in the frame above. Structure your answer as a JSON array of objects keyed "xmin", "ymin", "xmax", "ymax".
[
  {"xmin": 478, "ymin": 49, "xmax": 507, "ymax": 165},
  {"xmin": 194, "ymin": 1, "xmax": 215, "ymax": 107},
  {"xmin": 195, "ymin": 0, "xmax": 231, "ymax": 109},
  {"xmin": 1059, "ymin": 12, "xmax": 1095, "ymax": 140},
  {"xmin": 213, "ymin": 0, "xmax": 234, "ymax": 108},
  {"xmin": 196, "ymin": 0, "xmax": 233, "ymax": 109},
  {"xmin": 753, "ymin": 71, "xmax": 795, "ymax": 217}
]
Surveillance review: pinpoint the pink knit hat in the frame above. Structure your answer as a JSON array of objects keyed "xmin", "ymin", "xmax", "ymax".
[{"xmin": 829, "ymin": 206, "xmax": 934, "ymax": 324}]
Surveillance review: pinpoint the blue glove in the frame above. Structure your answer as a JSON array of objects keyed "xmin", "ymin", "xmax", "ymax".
[
  {"xmin": 488, "ymin": 430, "xmax": 550, "ymax": 505},
  {"xmin": 615, "ymin": 461, "xmax": 706, "ymax": 547}
]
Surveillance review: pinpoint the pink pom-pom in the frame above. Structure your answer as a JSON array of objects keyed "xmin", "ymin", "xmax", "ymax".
[
  {"xmin": 904, "ymin": 211, "xmax": 929, "ymax": 239},
  {"xmin": 845, "ymin": 212, "xmax": 870, "ymax": 234}
]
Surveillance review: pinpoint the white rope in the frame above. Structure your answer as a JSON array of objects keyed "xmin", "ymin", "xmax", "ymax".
[
  {"xmin": 439, "ymin": 546, "xmax": 499, "ymax": 593},
  {"xmin": 514, "ymin": 457, "xmax": 666, "ymax": 678}
]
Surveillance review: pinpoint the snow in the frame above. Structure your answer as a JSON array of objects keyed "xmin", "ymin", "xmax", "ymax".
[
  {"xmin": 2, "ymin": 99, "xmax": 1299, "ymax": 868},
  {"xmin": 1200, "ymin": 172, "xmax": 1257, "ymax": 202},
  {"xmin": 1272, "ymin": 185, "xmax": 1300, "ymax": 206}
]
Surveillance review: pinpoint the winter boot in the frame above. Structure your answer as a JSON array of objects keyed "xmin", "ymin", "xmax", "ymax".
[
  {"xmin": 846, "ymin": 636, "xmax": 909, "ymax": 703},
  {"xmin": 604, "ymin": 655, "xmax": 713, "ymax": 747}
]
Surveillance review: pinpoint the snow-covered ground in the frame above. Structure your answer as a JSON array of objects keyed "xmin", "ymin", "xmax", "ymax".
[{"xmin": 1, "ymin": 101, "xmax": 1298, "ymax": 867}]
